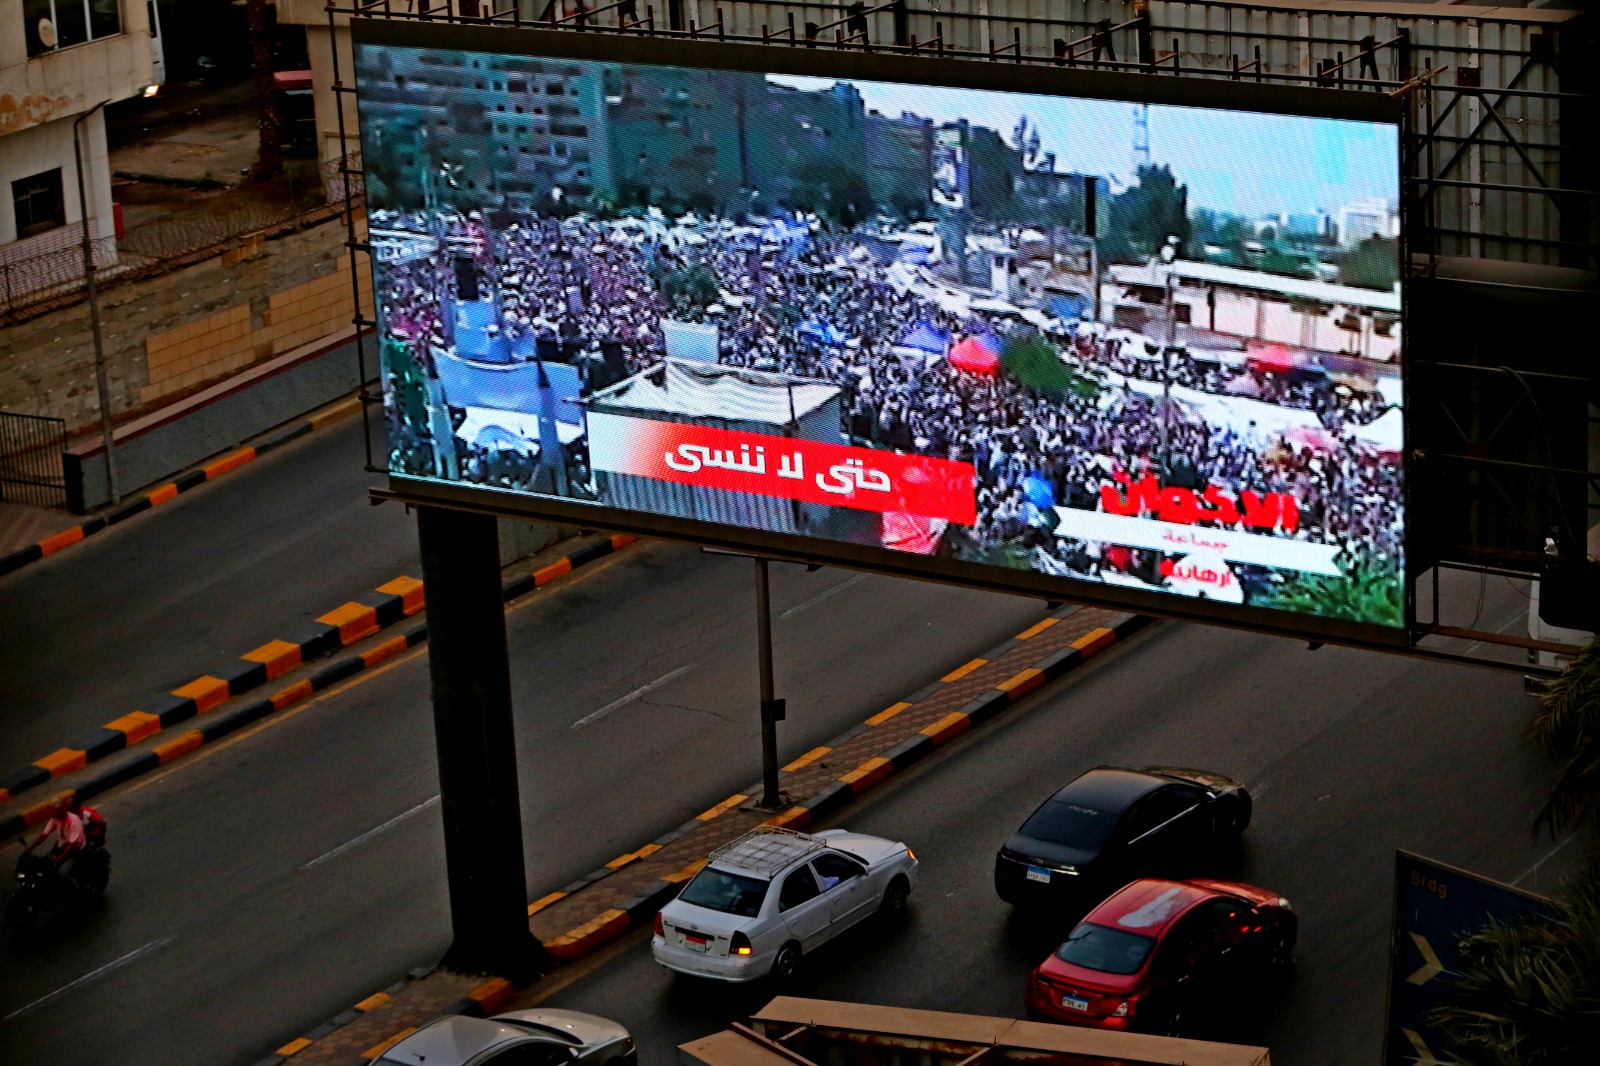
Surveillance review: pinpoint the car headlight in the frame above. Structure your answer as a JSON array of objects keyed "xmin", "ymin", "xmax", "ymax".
[{"xmin": 1276, "ymin": 897, "xmax": 1292, "ymax": 911}]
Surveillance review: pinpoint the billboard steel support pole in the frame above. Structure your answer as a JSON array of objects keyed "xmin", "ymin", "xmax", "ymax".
[
  {"xmin": 417, "ymin": 504, "xmax": 544, "ymax": 982},
  {"xmin": 755, "ymin": 557, "xmax": 783, "ymax": 809}
]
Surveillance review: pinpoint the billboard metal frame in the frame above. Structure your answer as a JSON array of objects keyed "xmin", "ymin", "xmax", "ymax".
[{"xmin": 328, "ymin": 3, "xmax": 1589, "ymax": 672}]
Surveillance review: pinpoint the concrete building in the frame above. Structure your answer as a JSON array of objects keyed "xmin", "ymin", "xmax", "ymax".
[
  {"xmin": 1, "ymin": 0, "xmax": 158, "ymax": 302},
  {"xmin": 354, "ymin": 44, "xmax": 612, "ymax": 213},
  {"xmin": 1336, "ymin": 199, "xmax": 1395, "ymax": 248}
]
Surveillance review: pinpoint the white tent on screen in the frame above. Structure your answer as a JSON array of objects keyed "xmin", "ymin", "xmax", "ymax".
[
  {"xmin": 586, "ymin": 359, "xmax": 844, "ymax": 536},
  {"xmin": 1352, "ymin": 407, "xmax": 1404, "ymax": 457}
]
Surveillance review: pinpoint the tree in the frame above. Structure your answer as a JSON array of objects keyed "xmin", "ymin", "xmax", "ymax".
[
  {"xmin": 1531, "ymin": 640, "xmax": 1600, "ymax": 840},
  {"xmin": 1428, "ymin": 867, "xmax": 1600, "ymax": 1065},
  {"xmin": 651, "ymin": 261, "xmax": 719, "ymax": 314},
  {"xmin": 1426, "ymin": 640, "xmax": 1600, "ymax": 1065},
  {"xmin": 246, "ymin": 0, "xmax": 282, "ymax": 181},
  {"xmin": 1341, "ymin": 235, "xmax": 1399, "ymax": 291},
  {"xmin": 1000, "ymin": 335, "xmax": 1101, "ymax": 402},
  {"xmin": 1106, "ymin": 164, "xmax": 1191, "ymax": 262},
  {"xmin": 1266, "ymin": 553, "xmax": 1403, "ymax": 627}
]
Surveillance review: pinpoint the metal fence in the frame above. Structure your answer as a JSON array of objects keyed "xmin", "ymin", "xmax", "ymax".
[
  {"xmin": 0, "ymin": 410, "xmax": 68, "ymax": 509},
  {"xmin": 118, "ymin": 158, "xmax": 357, "ymax": 260},
  {"xmin": 0, "ymin": 157, "xmax": 364, "ymax": 320}
]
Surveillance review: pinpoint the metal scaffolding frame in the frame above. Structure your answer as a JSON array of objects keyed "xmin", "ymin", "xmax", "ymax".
[{"xmin": 325, "ymin": 1, "xmax": 1597, "ymax": 671}]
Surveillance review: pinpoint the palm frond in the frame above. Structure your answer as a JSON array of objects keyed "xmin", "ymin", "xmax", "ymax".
[{"xmin": 1530, "ymin": 640, "xmax": 1600, "ymax": 756}]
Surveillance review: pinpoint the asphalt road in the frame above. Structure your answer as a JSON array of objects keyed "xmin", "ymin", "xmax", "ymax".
[
  {"xmin": 0, "ymin": 413, "xmax": 417, "ymax": 764},
  {"xmin": 0, "ymin": 541, "xmax": 1046, "ymax": 1066},
  {"xmin": 532, "ymin": 577, "xmax": 1569, "ymax": 1066}
]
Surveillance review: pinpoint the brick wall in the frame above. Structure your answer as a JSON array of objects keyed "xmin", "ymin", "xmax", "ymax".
[{"xmin": 0, "ymin": 209, "xmax": 372, "ymax": 433}]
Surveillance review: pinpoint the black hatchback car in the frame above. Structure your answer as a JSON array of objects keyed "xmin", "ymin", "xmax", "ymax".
[{"xmin": 994, "ymin": 766, "xmax": 1251, "ymax": 906}]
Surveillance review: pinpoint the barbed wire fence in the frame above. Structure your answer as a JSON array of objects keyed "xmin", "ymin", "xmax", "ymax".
[{"xmin": 1, "ymin": 157, "xmax": 364, "ymax": 322}]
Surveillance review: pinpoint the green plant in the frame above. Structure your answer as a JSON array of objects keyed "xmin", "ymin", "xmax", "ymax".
[
  {"xmin": 1265, "ymin": 553, "xmax": 1403, "ymax": 626},
  {"xmin": 1428, "ymin": 870, "xmax": 1600, "ymax": 1066},
  {"xmin": 1000, "ymin": 335, "xmax": 1101, "ymax": 401},
  {"xmin": 1531, "ymin": 640, "xmax": 1600, "ymax": 839}
]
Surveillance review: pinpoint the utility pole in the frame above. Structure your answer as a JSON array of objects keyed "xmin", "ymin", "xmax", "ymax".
[{"xmin": 74, "ymin": 101, "xmax": 118, "ymax": 507}]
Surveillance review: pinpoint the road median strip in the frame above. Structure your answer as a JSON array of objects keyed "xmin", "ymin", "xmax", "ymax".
[
  {"xmin": 0, "ymin": 533, "xmax": 641, "ymax": 838},
  {"xmin": 0, "ymin": 396, "xmax": 362, "ymax": 580},
  {"xmin": 256, "ymin": 601, "xmax": 1150, "ymax": 1065},
  {"xmin": 0, "ymin": 575, "xmax": 428, "ymax": 807}
]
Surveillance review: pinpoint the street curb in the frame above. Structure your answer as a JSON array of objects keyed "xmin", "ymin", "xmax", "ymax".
[
  {"xmin": 0, "ymin": 533, "xmax": 640, "ymax": 838},
  {"xmin": 0, "ymin": 394, "xmax": 361, "ymax": 580},
  {"xmin": 532, "ymin": 609, "xmax": 1150, "ymax": 961},
  {"xmin": 249, "ymin": 974, "xmax": 517, "ymax": 1066},
  {"xmin": 257, "ymin": 604, "xmax": 1148, "ymax": 1064},
  {"xmin": 0, "ymin": 574, "xmax": 426, "ymax": 806}
]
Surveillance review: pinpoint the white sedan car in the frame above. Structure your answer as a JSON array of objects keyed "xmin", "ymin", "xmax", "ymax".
[{"xmin": 651, "ymin": 825, "xmax": 918, "ymax": 982}]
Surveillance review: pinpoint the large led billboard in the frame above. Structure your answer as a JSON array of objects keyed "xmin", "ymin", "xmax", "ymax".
[{"xmin": 354, "ymin": 24, "xmax": 1407, "ymax": 646}]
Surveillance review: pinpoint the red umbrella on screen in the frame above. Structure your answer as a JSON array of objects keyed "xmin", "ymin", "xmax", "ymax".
[{"xmin": 948, "ymin": 336, "xmax": 1001, "ymax": 376}]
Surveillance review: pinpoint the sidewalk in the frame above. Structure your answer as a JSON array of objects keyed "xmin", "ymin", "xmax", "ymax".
[{"xmin": 0, "ymin": 500, "xmax": 82, "ymax": 559}]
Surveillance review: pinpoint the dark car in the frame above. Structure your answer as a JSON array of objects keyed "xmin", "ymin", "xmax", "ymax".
[{"xmin": 994, "ymin": 767, "xmax": 1251, "ymax": 906}]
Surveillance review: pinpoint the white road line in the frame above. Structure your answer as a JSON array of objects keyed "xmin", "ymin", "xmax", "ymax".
[
  {"xmin": 572, "ymin": 665, "xmax": 697, "ymax": 729},
  {"xmin": 1512, "ymin": 834, "xmax": 1575, "ymax": 889},
  {"xmin": 302, "ymin": 795, "xmax": 440, "ymax": 870},
  {"xmin": 780, "ymin": 572, "xmax": 868, "ymax": 619},
  {"xmin": 4, "ymin": 938, "xmax": 173, "ymax": 1021}
]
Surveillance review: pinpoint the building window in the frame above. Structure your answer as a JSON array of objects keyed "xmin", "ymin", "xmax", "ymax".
[
  {"xmin": 13, "ymin": 169, "xmax": 67, "ymax": 238},
  {"xmin": 23, "ymin": 0, "xmax": 122, "ymax": 57}
]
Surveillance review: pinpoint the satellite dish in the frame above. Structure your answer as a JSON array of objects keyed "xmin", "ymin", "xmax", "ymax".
[{"xmin": 38, "ymin": 18, "xmax": 57, "ymax": 47}]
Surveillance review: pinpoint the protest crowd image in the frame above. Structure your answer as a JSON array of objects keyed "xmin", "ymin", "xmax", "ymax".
[{"xmin": 356, "ymin": 42, "xmax": 1406, "ymax": 630}]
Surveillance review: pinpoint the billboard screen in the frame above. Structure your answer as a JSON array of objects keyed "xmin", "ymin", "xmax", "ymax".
[{"xmin": 354, "ymin": 25, "xmax": 1406, "ymax": 645}]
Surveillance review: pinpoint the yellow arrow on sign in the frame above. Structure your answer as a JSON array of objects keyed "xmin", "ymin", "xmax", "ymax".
[
  {"xmin": 1403, "ymin": 1027, "xmax": 1452, "ymax": 1065},
  {"xmin": 1408, "ymin": 932, "xmax": 1446, "ymax": 985}
]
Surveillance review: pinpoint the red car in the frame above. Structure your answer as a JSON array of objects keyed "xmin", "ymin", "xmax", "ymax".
[{"xmin": 1024, "ymin": 878, "xmax": 1295, "ymax": 1035}]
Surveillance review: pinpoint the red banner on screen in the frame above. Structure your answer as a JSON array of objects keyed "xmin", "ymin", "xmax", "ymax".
[{"xmin": 588, "ymin": 415, "xmax": 977, "ymax": 525}]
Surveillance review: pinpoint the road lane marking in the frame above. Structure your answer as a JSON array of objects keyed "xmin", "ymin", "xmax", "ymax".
[
  {"xmin": 780, "ymin": 572, "xmax": 867, "ymax": 619},
  {"xmin": 571, "ymin": 665, "xmax": 696, "ymax": 729},
  {"xmin": 3, "ymin": 938, "xmax": 173, "ymax": 1021},
  {"xmin": 302, "ymin": 795, "xmax": 440, "ymax": 870}
]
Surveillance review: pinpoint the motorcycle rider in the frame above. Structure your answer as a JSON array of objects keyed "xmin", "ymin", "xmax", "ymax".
[
  {"xmin": 66, "ymin": 796, "xmax": 106, "ymax": 849},
  {"xmin": 25, "ymin": 799, "xmax": 87, "ymax": 880}
]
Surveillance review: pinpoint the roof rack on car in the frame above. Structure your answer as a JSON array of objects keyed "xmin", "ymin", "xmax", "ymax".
[{"xmin": 708, "ymin": 825, "xmax": 826, "ymax": 876}]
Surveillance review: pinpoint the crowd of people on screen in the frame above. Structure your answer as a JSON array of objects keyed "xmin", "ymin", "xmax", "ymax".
[{"xmin": 372, "ymin": 207, "xmax": 1403, "ymax": 610}]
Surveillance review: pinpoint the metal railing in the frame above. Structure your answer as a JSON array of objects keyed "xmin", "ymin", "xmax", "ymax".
[{"xmin": 0, "ymin": 410, "xmax": 69, "ymax": 509}]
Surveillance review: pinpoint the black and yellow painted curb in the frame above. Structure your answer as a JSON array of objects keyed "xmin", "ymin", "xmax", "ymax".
[
  {"xmin": 0, "ymin": 398, "xmax": 358, "ymax": 580},
  {"xmin": 260, "ymin": 603, "xmax": 1150, "ymax": 1064},
  {"xmin": 251, "ymin": 974, "xmax": 517, "ymax": 1066},
  {"xmin": 0, "ymin": 533, "xmax": 640, "ymax": 840},
  {"xmin": 534, "ymin": 606, "xmax": 1149, "ymax": 962},
  {"xmin": 0, "ymin": 576, "xmax": 426, "ymax": 806}
]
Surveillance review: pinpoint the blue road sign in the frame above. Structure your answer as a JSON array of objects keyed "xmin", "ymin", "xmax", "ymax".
[{"xmin": 1384, "ymin": 851, "xmax": 1560, "ymax": 1065}]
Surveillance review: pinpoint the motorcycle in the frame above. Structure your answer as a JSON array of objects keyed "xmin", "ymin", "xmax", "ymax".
[{"xmin": 7, "ymin": 840, "xmax": 111, "ymax": 936}]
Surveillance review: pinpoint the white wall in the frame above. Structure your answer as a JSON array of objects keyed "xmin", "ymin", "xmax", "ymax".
[
  {"xmin": 0, "ymin": 109, "xmax": 112, "ymax": 251},
  {"xmin": 0, "ymin": 0, "xmax": 154, "ymax": 137}
]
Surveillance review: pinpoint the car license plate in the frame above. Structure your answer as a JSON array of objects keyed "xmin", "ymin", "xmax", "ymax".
[
  {"xmin": 684, "ymin": 934, "xmax": 709, "ymax": 953},
  {"xmin": 1026, "ymin": 865, "xmax": 1051, "ymax": 883},
  {"xmin": 1061, "ymin": 995, "xmax": 1090, "ymax": 1012}
]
